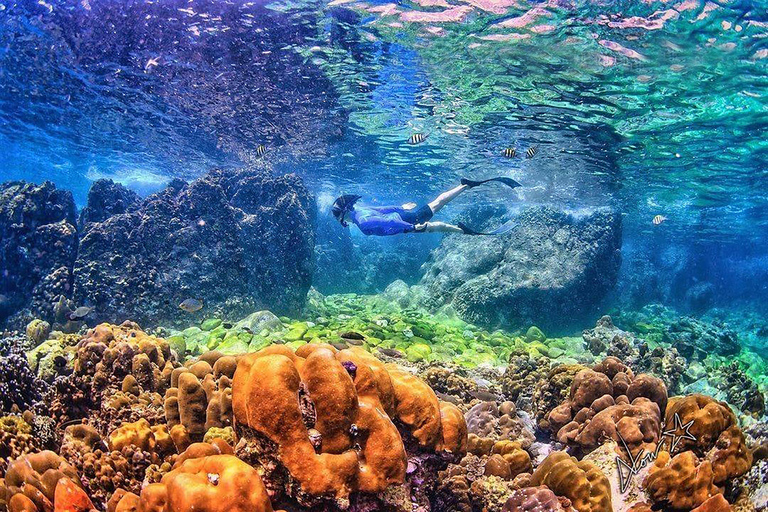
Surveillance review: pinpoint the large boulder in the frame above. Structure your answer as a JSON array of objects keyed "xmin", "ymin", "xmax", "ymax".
[
  {"xmin": 0, "ymin": 181, "xmax": 78, "ymax": 328},
  {"xmin": 72, "ymin": 168, "xmax": 315, "ymax": 327},
  {"xmin": 420, "ymin": 206, "xmax": 622, "ymax": 332}
]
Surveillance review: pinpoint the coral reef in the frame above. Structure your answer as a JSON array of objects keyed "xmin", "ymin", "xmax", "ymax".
[{"xmin": 0, "ymin": 304, "xmax": 761, "ymax": 512}]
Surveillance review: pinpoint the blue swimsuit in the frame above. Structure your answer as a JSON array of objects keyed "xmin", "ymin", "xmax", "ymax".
[{"xmin": 349, "ymin": 204, "xmax": 434, "ymax": 236}]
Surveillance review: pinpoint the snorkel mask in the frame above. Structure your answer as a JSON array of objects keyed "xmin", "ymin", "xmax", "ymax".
[{"xmin": 332, "ymin": 194, "xmax": 362, "ymax": 227}]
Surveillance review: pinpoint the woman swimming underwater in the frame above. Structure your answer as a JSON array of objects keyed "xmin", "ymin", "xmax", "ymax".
[{"xmin": 331, "ymin": 177, "xmax": 520, "ymax": 236}]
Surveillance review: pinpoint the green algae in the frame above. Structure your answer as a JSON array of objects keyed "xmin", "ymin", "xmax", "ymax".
[{"xmin": 166, "ymin": 289, "xmax": 588, "ymax": 368}]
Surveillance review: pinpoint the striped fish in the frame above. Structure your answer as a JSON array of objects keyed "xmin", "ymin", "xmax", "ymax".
[
  {"xmin": 652, "ymin": 215, "xmax": 667, "ymax": 225},
  {"xmin": 408, "ymin": 133, "xmax": 427, "ymax": 145},
  {"xmin": 255, "ymin": 144, "xmax": 267, "ymax": 157},
  {"xmin": 526, "ymin": 145, "xmax": 538, "ymax": 159},
  {"xmin": 502, "ymin": 147, "xmax": 516, "ymax": 158}
]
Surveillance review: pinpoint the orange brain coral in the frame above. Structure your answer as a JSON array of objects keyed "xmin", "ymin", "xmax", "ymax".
[{"xmin": 231, "ymin": 344, "xmax": 466, "ymax": 505}]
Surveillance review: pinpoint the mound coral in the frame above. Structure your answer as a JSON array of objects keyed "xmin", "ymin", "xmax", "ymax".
[
  {"xmin": 113, "ymin": 455, "xmax": 273, "ymax": 512},
  {"xmin": 546, "ymin": 357, "xmax": 667, "ymax": 457},
  {"xmin": 664, "ymin": 394, "xmax": 752, "ymax": 484},
  {"xmin": 528, "ymin": 451, "xmax": 612, "ymax": 512},
  {"xmin": 43, "ymin": 322, "xmax": 177, "ymax": 432},
  {"xmin": 0, "ymin": 451, "xmax": 81, "ymax": 512},
  {"xmin": 465, "ymin": 401, "xmax": 535, "ymax": 450},
  {"xmin": 643, "ymin": 450, "xmax": 719, "ymax": 510},
  {"xmin": 503, "ymin": 486, "xmax": 576, "ymax": 512},
  {"xmin": 232, "ymin": 343, "xmax": 467, "ymax": 509}
]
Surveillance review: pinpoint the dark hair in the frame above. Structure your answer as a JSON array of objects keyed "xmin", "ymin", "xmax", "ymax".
[{"xmin": 332, "ymin": 194, "xmax": 362, "ymax": 227}]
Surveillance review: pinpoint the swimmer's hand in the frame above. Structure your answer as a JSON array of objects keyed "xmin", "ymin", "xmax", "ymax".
[
  {"xmin": 402, "ymin": 202, "xmax": 417, "ymax": 210},
  {"xmin": 414, "ymin": 223, "xmax": 427, "ymax": 232}
]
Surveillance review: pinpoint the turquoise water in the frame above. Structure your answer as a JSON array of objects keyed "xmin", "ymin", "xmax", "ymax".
[{"xmin": 0, "ymin": 0, "xmax": 766, "ymax": 314}]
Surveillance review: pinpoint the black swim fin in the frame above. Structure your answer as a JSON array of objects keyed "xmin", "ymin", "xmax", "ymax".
[
  {"xmin": 461, "ymin": 177, "xmax": 522, "ymax": 189},
  {"xmin": 458, "ymin": 221, "xmax": 516, "ymax": 236}
]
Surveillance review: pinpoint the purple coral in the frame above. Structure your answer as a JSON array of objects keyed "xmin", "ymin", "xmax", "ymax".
[
  {"xmin": 0, "ymin": 353, "xmax": 46, "ymax": 413},
  {"xmin": 342, "ymin": 360, "xmax": 357, "ymax": 380}
]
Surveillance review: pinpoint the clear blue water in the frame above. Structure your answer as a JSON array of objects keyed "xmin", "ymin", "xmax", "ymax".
[{"xmin": 1, "ymin": 0, "xmax": 767, "ymax": 311}]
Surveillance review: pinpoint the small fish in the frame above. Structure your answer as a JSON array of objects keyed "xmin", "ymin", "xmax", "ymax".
[
  {"xmin": 255, "ymin": 144, "xmax": 267, "ymax": 157},
  {"xmin": 435, "ymin": 391, "xmax": 460, "ymax": 405},
  {"xmin": 470, "ymin": 390, "xmax": 500, "ymax": 402},
  {"xmin": 526, "ymin": 145, "xmax": 538, "ymax": 159},
  {"xmin": 179, "ymin": 298, "xmax": 203, "ymax": 313},
  {"xmin": 340, "ymin": 331, "xmax": 365, "ymax": 340},
  {"xmin": 652, "ymin": 215, "xmax": 667, "ymax": 225},
  {"xmin": 222, "ymin": 322, "xmax": 233, "ymax": 329},
  {"xmin": 408, "ymin": 133, "xmax": 427, "ymax": 145},
  {"xmin": 68, "ymin": 306, "xmax": 92, "ymax": 321},
  {"xmin": 502, "ymin": 147, "xmax": 516, "ymax": 158},
  {"xmin": 377, "ymin": 348, "xmax": 404, "ymax": 358}
]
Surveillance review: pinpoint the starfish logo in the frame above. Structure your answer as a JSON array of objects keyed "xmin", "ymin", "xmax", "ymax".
[{"xmin": 616, "ymin": 413, "xmax": 697, "ymax": 493}]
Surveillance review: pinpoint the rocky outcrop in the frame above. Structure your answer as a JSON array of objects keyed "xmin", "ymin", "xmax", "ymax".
[
  {"xmin": 420, "ymin": 206, "xmax": 622, "ymax": 332},
  {"xmin": 78, "ymin": 179, "xmax": 141, "ymax": 228},
  {"xmin": 0, "ymin": 181, "xmax": 78, "ymax": 328},
  {"xmin": 72, "ymin": 168, "xmax": 315, "ymax": 327},
  {"xmin": 0, "ymin": 168, "xmax": 315, "ymax": 330}
]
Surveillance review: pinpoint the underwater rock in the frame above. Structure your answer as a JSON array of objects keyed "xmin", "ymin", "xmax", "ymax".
[
  {"xmin": 665, "ymin": 316, "xmax": 740, "ymax": 359},
  {"xmin": 0, "ymin": 181, "xmax": 79, "ymax": 330},
  {"xmin": 72, "ymin": 168, "xmax": 315, "ymax": 328},
  {"xmin": 420, "ymin": 206, "xmax": 622, "ymax": 332},
  {"xmin": 77, "ymin": 179, "xmax": 141, "ymax": 229}
]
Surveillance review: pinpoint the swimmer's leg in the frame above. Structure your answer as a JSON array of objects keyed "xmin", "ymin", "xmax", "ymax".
[
  {"xmin": 414, "ymin": 221, "xmax": 464, "ymax": 233},
  {"xmin": 427, "ymin": 185, "xmax": 468, "ymax": 214}
]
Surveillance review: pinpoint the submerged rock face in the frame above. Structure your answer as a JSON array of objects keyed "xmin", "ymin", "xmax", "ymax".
[
  {"xmin": 0, "ymin": 181, "xmax": 78, "ymax": 328},
  {"xmin": 420, "ymin": 206, "xmax": 622, "ymax": 332},
  {"xmin": 78, "ymin": 179, "xmax": 141, "ymax": 228},
  {"xmin": 72, "ymin": 168, "xmax": 315, "ymax": 327}
]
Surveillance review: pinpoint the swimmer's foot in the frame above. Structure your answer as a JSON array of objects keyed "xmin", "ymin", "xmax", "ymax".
[{"xmin": 461, "ymin": 177, "xmax": 522, "ymax": 189}]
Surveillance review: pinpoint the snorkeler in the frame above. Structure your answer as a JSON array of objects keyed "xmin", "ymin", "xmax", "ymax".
[{"xmin": 331, "ymin": 177, "xmax": 521, "ymax": 236}]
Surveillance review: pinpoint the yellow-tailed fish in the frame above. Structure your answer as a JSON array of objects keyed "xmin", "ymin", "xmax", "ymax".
[
  {"xmin": 502, "ymin": 147, "xmax": 516, "ymax": 158},
  {"xmin": 652, "ymin": 215, "xmax": 667, "ymax": 225}
]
